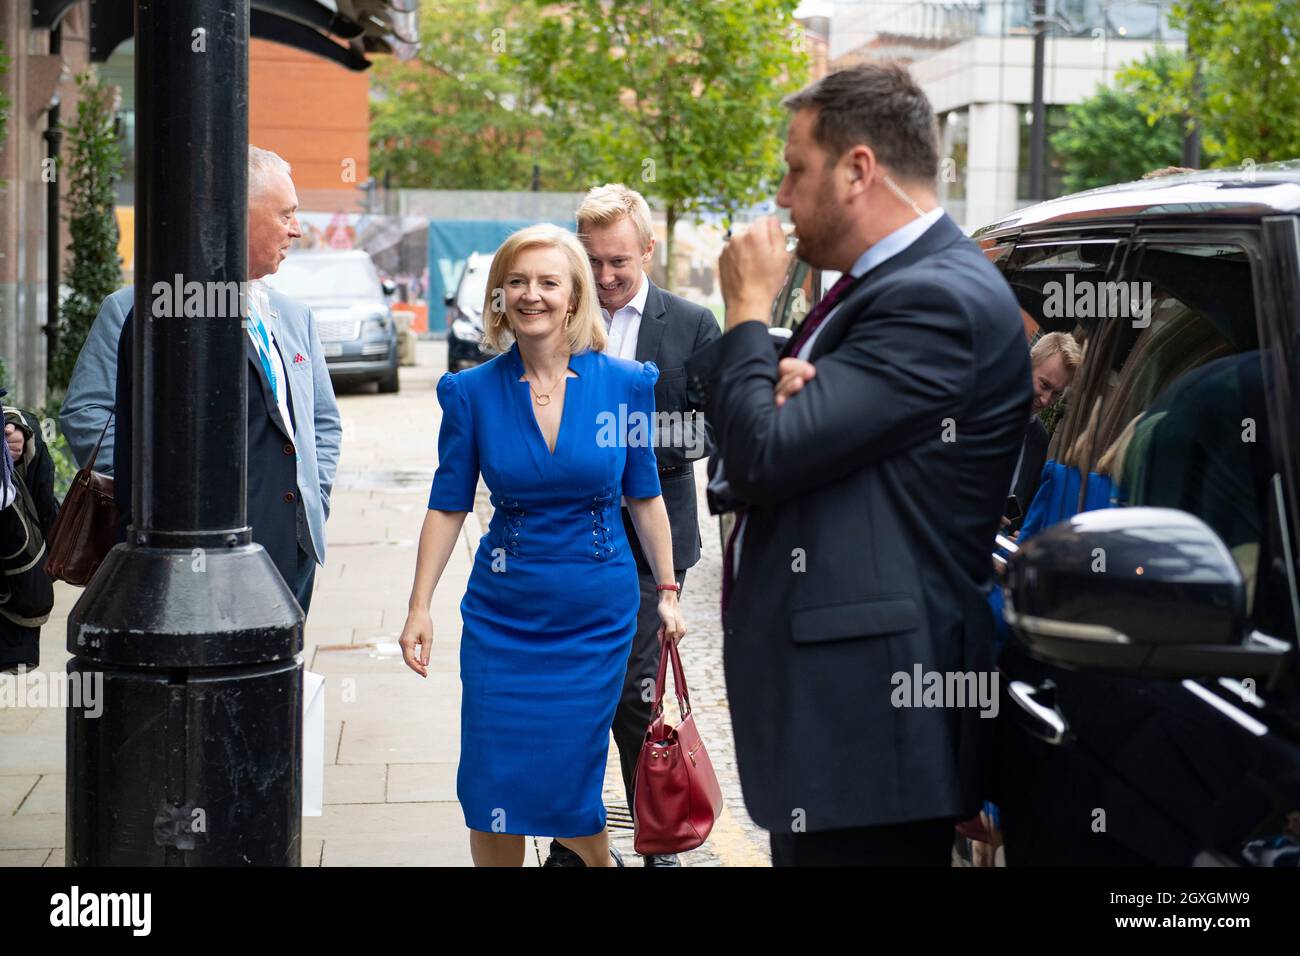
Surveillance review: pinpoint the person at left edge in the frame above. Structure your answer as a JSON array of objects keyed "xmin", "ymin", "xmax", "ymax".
[{"xmin": 109, "ymin": 146, "xmax": 342, "ymax": 615}]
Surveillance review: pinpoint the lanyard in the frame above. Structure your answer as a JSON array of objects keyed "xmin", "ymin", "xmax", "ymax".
[{"xmin": 247, "ymin": 302, "xmax": 280, "ymax": 406}]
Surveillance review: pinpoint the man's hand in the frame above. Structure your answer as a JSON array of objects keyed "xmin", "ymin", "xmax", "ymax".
[
  {"xmin": 4, "ymin": 424, "xmax": 23, "ymax": 463},
  {"xmin": 720, "ymin": 217, "xmax": 791, "ymax": 331},
  {"xmin": 775, "ymin": 357, "xmax": 816, "ymax": 407}
]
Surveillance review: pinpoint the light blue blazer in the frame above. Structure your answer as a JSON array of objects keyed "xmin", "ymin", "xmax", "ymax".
[{"xmin": 60, "ymin": 285, "xmax": 342, "ymax": 565}]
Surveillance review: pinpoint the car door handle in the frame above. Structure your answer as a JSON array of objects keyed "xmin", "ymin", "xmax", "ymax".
[{"xmin": 1008, "ymin": 679, "xmax": 1070, "ymax": 746}]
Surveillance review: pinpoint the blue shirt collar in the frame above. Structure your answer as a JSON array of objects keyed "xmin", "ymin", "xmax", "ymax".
[{"xmin": 847, "ymin": 206, "xmax": 946, "ymax": 280}]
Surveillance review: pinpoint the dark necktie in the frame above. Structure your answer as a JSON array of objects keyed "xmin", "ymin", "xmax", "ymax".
[
  {"xmin": 784, "ymin": 271, "xmax": 859, "ymax": 358},
  {"xmin": 720, "ymin": 271, "xmax": 861, "ymax": 614}
]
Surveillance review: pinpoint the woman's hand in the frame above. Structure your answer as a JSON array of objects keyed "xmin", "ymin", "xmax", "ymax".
[
  {"xmin": 399, "ymin": 608, "xmax": 433, "ymax": 678},
  {"xmin": 656, "ymin": 592, "xmax": 687, "ymax": 645}
]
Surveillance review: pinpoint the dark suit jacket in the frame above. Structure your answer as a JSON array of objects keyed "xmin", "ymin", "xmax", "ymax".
[
  {"xmin": 1009, "ymin": 417, "xmax": 1050, "ymax": 529},
  {"xmin": 686, "ymin": 213, "xmax": 1032, "ymax": 832},
  {"xmin": 620, "ymin": 280, "xmax": 721, "ymax": 573},
  {"xmin": 114, "ymin": 309, "xmax": 303, "ymax": 587}
]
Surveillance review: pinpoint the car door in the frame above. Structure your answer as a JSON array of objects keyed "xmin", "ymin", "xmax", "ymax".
[{"xmin": 993, "ymin": 226, "xmax": 1300, "ymax": 865}]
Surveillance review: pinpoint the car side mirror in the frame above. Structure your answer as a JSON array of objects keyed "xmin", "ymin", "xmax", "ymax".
[{"xmin": 1004, "ymin": 507, "xmax": 1289, "ymax": 681}]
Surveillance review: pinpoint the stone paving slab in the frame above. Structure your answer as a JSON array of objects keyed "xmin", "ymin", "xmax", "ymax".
[
  {"xmin": 17, "ymin": 774, "xmax": 62, "ymax": 816},
  {"xmin": 0, "ymin": 775, "xmax": 39, "ymax": 816},
  {"xmin": 385, "ymin": 762, "xmax": 458, "ymax": 803},
  {"xmin": 0, "ymin": 849, "xmax": 53, "ymax": 866},
  {"xmin": 0, "ymin": 813, "xmax": 63, "ymax": 851}
]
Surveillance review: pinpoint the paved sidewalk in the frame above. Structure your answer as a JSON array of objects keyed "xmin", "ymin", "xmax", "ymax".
[{"xmin": 0, "ymin": 339, "xmax": 769, "ymax": 867}]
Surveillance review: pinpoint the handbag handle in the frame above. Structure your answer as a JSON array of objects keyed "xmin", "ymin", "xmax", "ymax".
[
  {"xmin": 649, "ymin": 634, "xmax": 692, "ymax": 722},
  {"xmin": 85, "ymin": 412, "xmax": 115, "ymax": 471}
]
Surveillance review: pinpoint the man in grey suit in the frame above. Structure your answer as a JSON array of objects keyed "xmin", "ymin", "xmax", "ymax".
[
  {"xmin": 62, "ymin": 146, "xmax": 341, "ymax": 614},
  {"xmin": 539, "ymin": 184, "xmax": 720, "ymax": 867}
]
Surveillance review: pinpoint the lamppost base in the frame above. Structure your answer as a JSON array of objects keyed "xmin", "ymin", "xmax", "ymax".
[{"xmin": 66, "ymin": 542, "xmax": 304, "ymax": 866}]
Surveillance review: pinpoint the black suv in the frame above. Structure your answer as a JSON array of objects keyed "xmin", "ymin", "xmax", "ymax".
[
  {"xmin": 768, "ymin": 164, "xmax": 1300, "ymax": 866},
  {"xmin": 980, "ymin": 165, "xmax": 1300, "ymax": 866}
]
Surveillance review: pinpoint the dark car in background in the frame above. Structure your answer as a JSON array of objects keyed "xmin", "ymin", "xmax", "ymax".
[
  {"xmin": 762, "ymin": 165, "xmax": 1300, "ymax": 865},
  {"xmin": 446, "ymin": 251, "xmax": 498, "ymax": 373},
  {"xmin": 266, "ymin": 250, "xmax": 400, "ymax": 393}
]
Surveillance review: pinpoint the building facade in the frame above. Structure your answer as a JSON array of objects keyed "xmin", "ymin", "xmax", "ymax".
[{"xmin": 831, "ymin": 0, "xmax": 1187, "ymax": 230}]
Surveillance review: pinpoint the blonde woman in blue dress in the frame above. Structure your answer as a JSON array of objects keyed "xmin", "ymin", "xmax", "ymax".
[{"xmin": 399, "ymin": 224, "xmax": 687, "ymax": 867}]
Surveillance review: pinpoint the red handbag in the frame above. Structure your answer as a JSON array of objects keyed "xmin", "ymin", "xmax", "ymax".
[{"xmin": 632, "ymin": 636, "xmax": 724, "ymax": 856}]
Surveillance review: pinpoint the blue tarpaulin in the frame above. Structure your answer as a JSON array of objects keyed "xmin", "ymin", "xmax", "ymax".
[{"xmin": 426, "ymin": 220, "xmax": 574, "ymax": 331}]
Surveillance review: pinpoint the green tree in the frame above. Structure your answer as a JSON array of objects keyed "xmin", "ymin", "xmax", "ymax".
[
  {"xmin": 0, "ymin": 41, "xmax": 11, "ymax": 190},
  {"xmin": 1122, "ymin": 0, "xmax": 1300, "ymax": 165},
  {"xmin": 370, "ymin": 0, "xmax": 586, "ymax": 191},
  {"xmin": 50, "ymin": 72, "xmax": 123, "ymax": 400},
  {"xmin": 1052, "ymin": 48, "xmax": 1190, "ymax": 192},
  {"xmin": 523, "ymin": 0, "xmax": 809, "ymax": 288}
]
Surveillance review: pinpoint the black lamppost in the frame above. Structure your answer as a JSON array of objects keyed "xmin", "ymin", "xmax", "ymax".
[
  {"xmin": 66, "ymin": 0, "xmax": 303, "ymax": 866},
  {"xmin": 1028, "ymin": 0, "xmax": 1048, "ymax": 202}
]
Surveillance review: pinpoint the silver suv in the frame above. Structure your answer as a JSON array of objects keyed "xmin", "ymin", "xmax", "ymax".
[{"xmin": 267, "ymin": 250, "xmax": 400, "ymax": 393}]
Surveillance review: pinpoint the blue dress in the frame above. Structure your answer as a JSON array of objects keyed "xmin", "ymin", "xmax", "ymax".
[{"xmin": 428, "ymin": 343, "xmax": 661, "ymax": 837}]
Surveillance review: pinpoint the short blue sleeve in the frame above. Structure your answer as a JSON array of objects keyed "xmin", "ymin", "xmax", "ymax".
[
  {"xmin": 428, "ymin": 373, "xmax": 479, "ymax": 511},
  {"xmin": 622, "ymin": 361, "xmax": 662, "ymax": 499}
]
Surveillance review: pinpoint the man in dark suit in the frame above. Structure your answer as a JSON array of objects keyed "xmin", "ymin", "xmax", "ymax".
[
  {"xmin": 113, "ymin": 147, "xmax": 341, "ymax": 615},
  {"xmin": 686, "ymin": 64, "xmax": 1032, "ymax": 865},
  {"xmin": 538, "ymin": 184, "xmax": 720, "ymax": 867}
]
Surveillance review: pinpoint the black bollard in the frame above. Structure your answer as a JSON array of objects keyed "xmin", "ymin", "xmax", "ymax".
[{"xmin": 66, "ymin": 0, "xmax": 304, "ymax": 866}]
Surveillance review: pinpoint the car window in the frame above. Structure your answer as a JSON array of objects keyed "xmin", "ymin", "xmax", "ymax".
[
  {"xmin": 998, "ymin": 239, "xmax": 1123, "ymax": 460},
  {"xmin": 771, "ymin": 260, "xmax": 813, "ymax": 330},
  {"xmin": 1050, "ymin": 240, "xmax": 1278, "ymax": 617},
  {"xmin": 1002, "ymin": 239, "xmax": 1121, "ymax": 339},
  {"xmin": 270, "ymin": 255, "xmax": 383, "ymax": 300}
]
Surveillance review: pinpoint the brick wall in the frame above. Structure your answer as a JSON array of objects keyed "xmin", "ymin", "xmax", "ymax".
[{"xmin": 249, "ymin": 38, "xmax": 370, "ymax": 208}]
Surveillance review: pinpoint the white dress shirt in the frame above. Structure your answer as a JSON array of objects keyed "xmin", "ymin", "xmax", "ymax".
[
  {"xmin": 247, "ymin": 279, "xmax": 294, "ymax": 438},
  {"xmin": 732, "ymin": 207, "xmax": 948, "ymax": 577},
  {"xmin": 601, "ymin": 274, "xmax": 650, "ymax": 360},
  {"xmin": 798, "ymin": 206, "xmax": 946, "ymax": 359}
]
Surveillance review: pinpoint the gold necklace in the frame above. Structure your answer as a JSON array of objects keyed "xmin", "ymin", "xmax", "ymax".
[{"xmin": 525, "ymin": 367, "xmax": 568, "ymax": 406}]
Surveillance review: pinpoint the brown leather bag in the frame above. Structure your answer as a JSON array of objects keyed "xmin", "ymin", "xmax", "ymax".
[{"xmin": 44, "ymin": 415, "xmax": 119, "ymax": 586}]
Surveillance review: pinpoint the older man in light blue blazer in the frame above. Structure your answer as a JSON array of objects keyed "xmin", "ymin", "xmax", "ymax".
[{"xmin": 61, "ymin": 147, "xmax": 342, "ymax": 613}]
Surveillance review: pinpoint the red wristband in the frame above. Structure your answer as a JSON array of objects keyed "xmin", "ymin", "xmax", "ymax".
[{"xmin": 656, "ymin": 583, "xmax": 681, "ymax": 594}]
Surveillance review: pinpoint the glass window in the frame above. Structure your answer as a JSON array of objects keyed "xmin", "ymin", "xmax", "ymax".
[
  {"xmin": 1059, "ymin": 241, "xmax": 1276, "ymax": 614},
  {"xmin": 267, "ymin": 254, "xmax": 384, "ymax": 300},
  {"xmin": 772, "ymin": 260, "xmax": 814, "ymax": 331}
]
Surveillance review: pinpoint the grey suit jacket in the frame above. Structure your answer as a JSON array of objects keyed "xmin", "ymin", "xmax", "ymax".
[
  {"xmin": 62, "ymin": 287, "xmax": 134, "ymax": 475},
  {"xmin": 621, "ymin": 280, "xmax": 721, "ymax": 573},
  {"xmin": 61, "ymin": 285, "xmax": 342, "ymax": 564}
]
